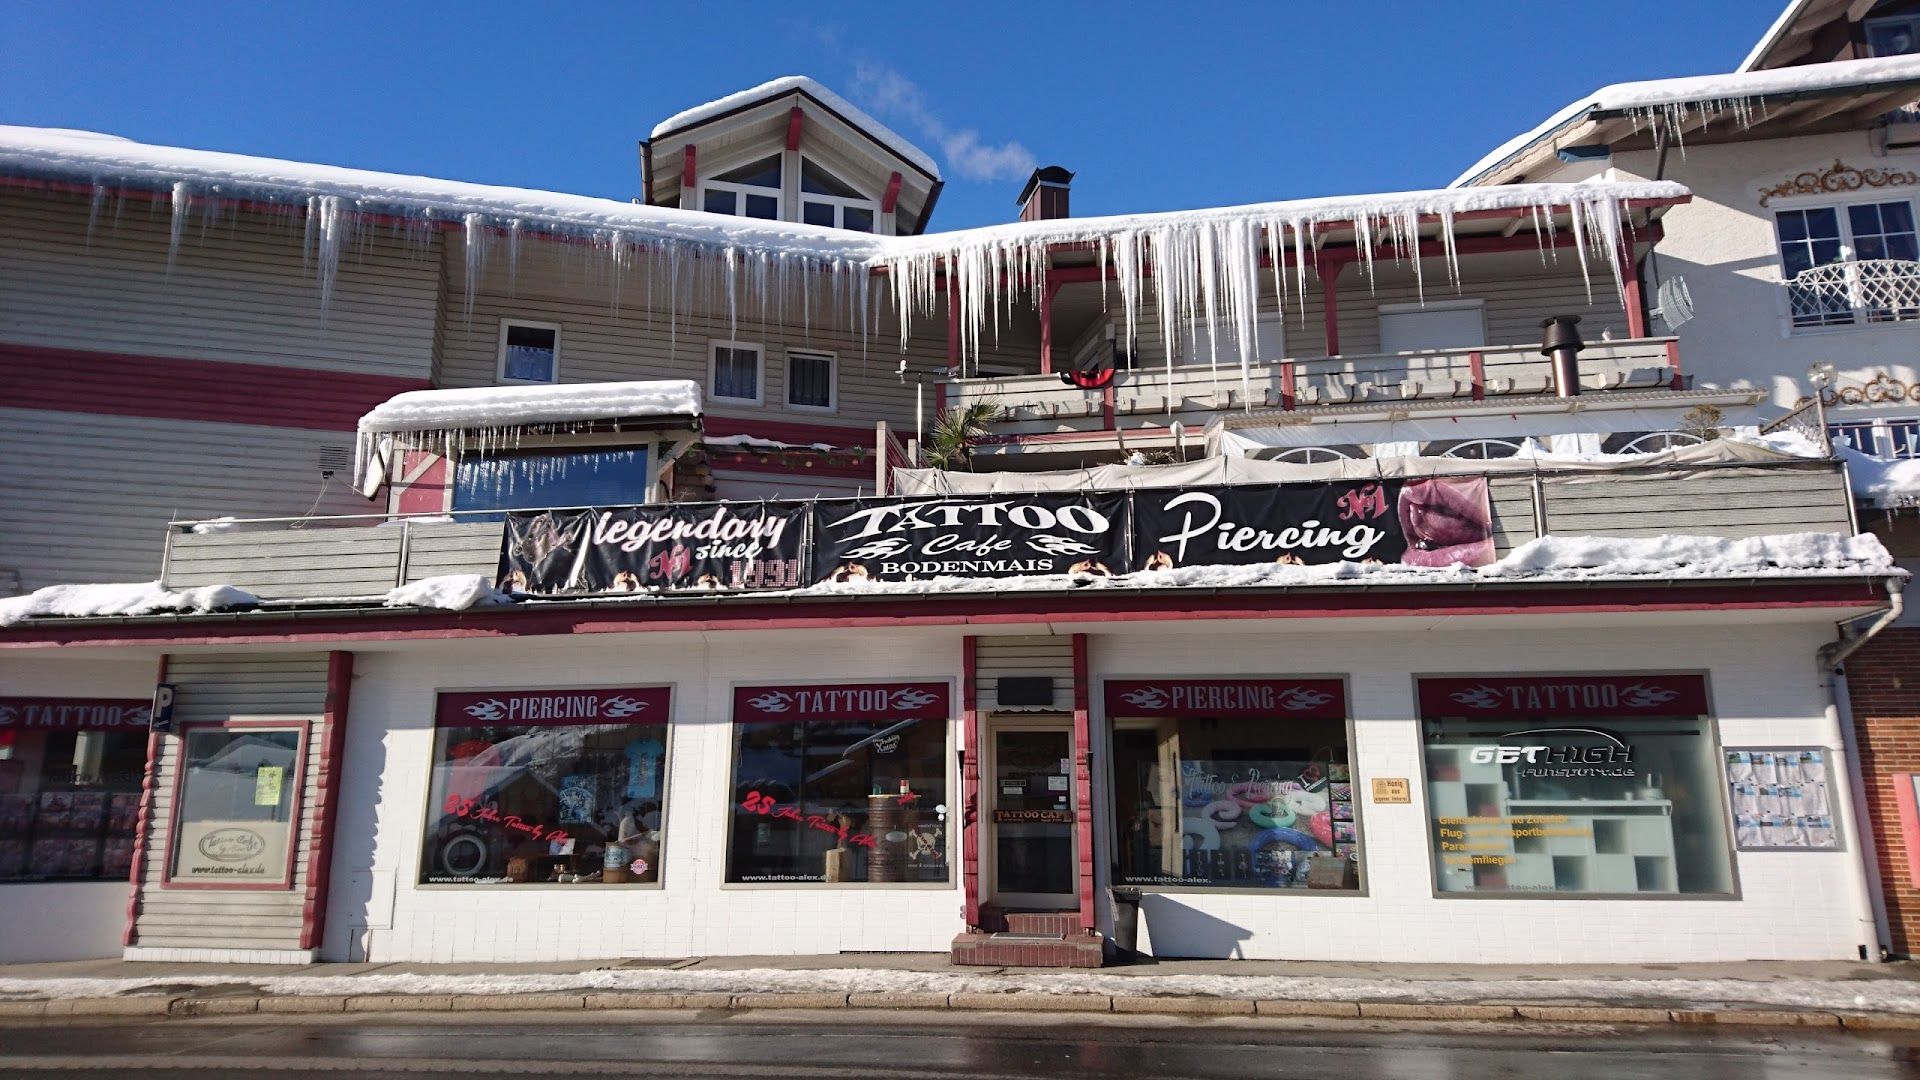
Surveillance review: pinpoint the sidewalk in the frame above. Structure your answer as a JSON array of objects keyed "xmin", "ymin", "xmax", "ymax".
[{"xmin": 4, "ymin": 954, "xmax": 1920, "ymax": 1030}]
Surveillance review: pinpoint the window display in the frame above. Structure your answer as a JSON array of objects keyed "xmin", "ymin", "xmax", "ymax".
[
  {"xmin": 727, "ymin": 682, "xmax": 950, "ymax": 884},
  {"xmin": 0, "ymin": 698, "xmax": 151, "ymax": 883},
  {"xmin": 420, "ymin": 687, "xmax": 672, "ymax": 886},
  {"xmin": 1105, "ymin": 678, "xmax": 1359, "ymax": 891},
  {"xmin": 1417, "ymin": 674, "xmax": 1735, "ymax": 897},
  {"xmin": 171, "ymin": 727, "xmax": 301, "ymax": 886}
]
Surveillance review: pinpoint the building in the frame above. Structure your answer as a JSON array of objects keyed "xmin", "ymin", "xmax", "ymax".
[{"xmin": 0, "ymin": 72, "xmax": 1904, "ymax": 967}]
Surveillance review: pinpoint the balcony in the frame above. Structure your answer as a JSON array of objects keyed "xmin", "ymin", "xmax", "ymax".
[
  {"xmin": 158, "ymin": 455, "xmax": 1853, "ymax": 605},
  {"xmin": 947, "ymin": 337, "xmax": 1684, "ymax": 434}
]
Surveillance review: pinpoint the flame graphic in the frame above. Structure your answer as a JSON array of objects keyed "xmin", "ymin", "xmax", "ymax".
[
  {"xmin": 841, "ymin": 537, "xmax": 912, "ymax": 560},
  {"xmin": 1120, "ymin": 688, "xmax": 1170, "ymax": 710},
  {"xmin": 891, "ymin": 689, "xmax": 938, "ymax": 710},
  {"xmin": 464, "ymin": 699, "xmax": 508, "ymax": 722},
  {"xmin": 1619, "ymin": 683, "xmax": 1680, "ymax": 708},
  {"xmin": 1449, "ymin": 685, "xmax": 1505, "ymax": 710},
  {"xmin": 1277, "ymin": 688, "xmax": 1333, "ymax": 711},
  {"xmin": 748, "ymin": 691, "xmax": 793, "ymax": 713},
  {"xmin": 601, "ymin": 697, "xmax": 649, "ymax": 718},
  {"xmin": 1027, "ymin": 534, "xmax": 1098, "ymax": 556}
]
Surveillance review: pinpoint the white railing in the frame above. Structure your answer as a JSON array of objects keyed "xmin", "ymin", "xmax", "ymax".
[{"xmin": 1788, "ymin": 260, "xmax": 1920, "ymax": 329}]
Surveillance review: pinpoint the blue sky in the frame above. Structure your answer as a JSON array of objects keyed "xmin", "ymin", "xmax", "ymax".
[{"xmin": 3, "ymin": 1, "xmax": 1784, "ymax": 230}]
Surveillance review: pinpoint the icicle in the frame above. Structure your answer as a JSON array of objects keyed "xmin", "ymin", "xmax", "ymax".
[
  {"xmin": 166, "ymin": 180, "xmax": 190, "ymax": 271},
  {"xmin": 462, "ymin": 213, "xmax": 487, "ymax": 319}
]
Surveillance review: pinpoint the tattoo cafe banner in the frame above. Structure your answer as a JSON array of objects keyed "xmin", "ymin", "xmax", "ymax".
[
  {"xmin": 810, "ymin": 492, "xmax": 1130, "ymax": 583},
  {"xmin": 1128, "ymin": 477, "xmax": 1494, "ymax": 571},
  {"xmin": 499, "ymin": 502, "xmax": 808, "ymax": 595}
]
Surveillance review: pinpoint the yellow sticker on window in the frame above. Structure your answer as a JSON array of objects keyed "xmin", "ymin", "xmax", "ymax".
[{"xmin": 254, "ymin": 766, "xmax": 284, "ymax": 807}]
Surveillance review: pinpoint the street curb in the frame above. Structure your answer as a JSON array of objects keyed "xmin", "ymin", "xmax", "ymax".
[{"xmin": 0, "ymin": 992, "xmax": 1896, "ymax": 1030}]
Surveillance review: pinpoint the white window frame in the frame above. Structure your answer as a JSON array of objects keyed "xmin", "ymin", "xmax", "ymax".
[
  {"xmin": 798, "ymin": 155, "xmax": 880, "ymax": 233},
  {"xmin": 1433, "ymin": 437, "xmax": 1524, "ymax": 460},
  {"xmin": 708, "ymin": 340, "xmax": 765, "ymax": 406},
  {"xmin": 698, "ymin": 154, "xmax": 785, "ymax": 222},
  {"xmin": 784, "ymin": 348, "xmax": 838, "ymax": 412},
  {"xmin": 1771, "ymin": 192, "xmax": 1920, "ymax": 334},
  {"xmin": 495, "ymin": 318, "xmax": 562, "ymax": 384},
  {"xmin": 1376, "ymin": 298, "xmax": 1487, "ymax": 354}
]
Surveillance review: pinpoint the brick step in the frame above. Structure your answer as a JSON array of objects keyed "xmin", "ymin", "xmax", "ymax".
[
  {"xmin": 950, "ymin": 931, "xmax": 1106, "ymax": 969},
  {"xmin": 1003, "ymin": 912, "xmax": 1082, "ymax": 937}
]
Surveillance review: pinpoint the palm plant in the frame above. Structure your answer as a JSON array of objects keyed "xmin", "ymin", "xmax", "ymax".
[{"xmin": 924, "ymin": 401, "xmax": 1005, "ymax": 471}]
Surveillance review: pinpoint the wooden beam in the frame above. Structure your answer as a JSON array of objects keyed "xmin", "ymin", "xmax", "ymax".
[
  {"xmin": 785, "ymin": 106, "xmax": 804, "ymax": 152},
  {"xmin": 881, "ymin": 171, "xmax": 903, "ymax": 215},
  {"xmin": 681, "ymin": 143, "xmax": 697, "ymax": 188},
  {"xmin": 1836, "ymin": 87, "xmax": 1920, "ymax": 127},
  {"xmin": 1039, "ymin": 279, "xmax": 1056, "ymax": 374},
  {"xmin": 1317, "ymin": 257, "xmax": 1343, "ymax": 357}
]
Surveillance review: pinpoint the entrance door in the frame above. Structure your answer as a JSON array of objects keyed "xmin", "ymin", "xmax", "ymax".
[{"xmin": 986, "ymin": 722, "xmax": 1077, "ymax": 909}]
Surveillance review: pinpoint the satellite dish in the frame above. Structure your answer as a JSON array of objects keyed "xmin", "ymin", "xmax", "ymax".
[{"xmin": 1653, "ymin": 276, "xmax": 1694, "ymax": 332}]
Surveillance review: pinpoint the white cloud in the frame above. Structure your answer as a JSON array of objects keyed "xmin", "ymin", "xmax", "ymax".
[{"xmin": 852, "ymin": 62, "xmax": 1036, "ymax": 183}]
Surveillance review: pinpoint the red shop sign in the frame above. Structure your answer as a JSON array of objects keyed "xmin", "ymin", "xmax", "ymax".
[
  {"xmin": 435, "ymin": 686, "xmax": 671, "ymax": 728},
  {"xmin": 1417, "ymin": 675, "xmax": 1710, "ymax": 719},
  {"xmin": 0, "ymin": 697, "xmax": 151, "ymax": 731},
  {"xmin": 1104, "ymin": 679, "xmax": 1347, "ymax": 720},
  {"xmin": 733, "ymin": 682, "xmax": 949, "ymax": 723}
]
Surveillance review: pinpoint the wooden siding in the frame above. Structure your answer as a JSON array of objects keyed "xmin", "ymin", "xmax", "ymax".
[
  {"xmin": 131, "ymin": 653, "xmax": 331, "ymax": 952},
  {"xmin": 0, "ymin": 408, "xmax": 372, "ymax": 593},
  {"xmin": 431, "ymin": 238, "xmax": 947, "ymax": 433},
  {"xmin": 974, "ymin": 635, "xmax": 1075, "ymax": 713},
  {"xmin": 1537, "ymin": 464, "xmax": 1854, "ymax": 538},
  {"xmin": 0, "ymin": 190, "xmax": 439, "ymax": 380}
]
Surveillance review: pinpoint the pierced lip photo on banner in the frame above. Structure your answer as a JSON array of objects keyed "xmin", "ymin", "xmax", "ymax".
[{"xmin": 1398, "ymin": 477, "xmax": 1496, "ymax": 568}]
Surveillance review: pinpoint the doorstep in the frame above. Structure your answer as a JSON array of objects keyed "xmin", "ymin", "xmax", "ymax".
[{"xmin": 949, "ymin": 930, "xmax": 1106, "ymax": 968}]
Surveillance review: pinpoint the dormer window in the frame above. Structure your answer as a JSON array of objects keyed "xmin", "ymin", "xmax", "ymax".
[
  {"xmin": 703, "ymin": 155, "xmax": 783, "ymax": 220},
  {"xmin": 799, "ymin": 159, "xmax": 877, "ymax": 233}
]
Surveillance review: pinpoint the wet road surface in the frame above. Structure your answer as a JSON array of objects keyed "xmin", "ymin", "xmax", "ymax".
[{"xmin": 2, "ymin": 1010, "xmax": 1919, "ymax": 1078}]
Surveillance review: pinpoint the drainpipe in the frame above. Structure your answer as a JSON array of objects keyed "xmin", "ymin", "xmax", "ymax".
[{"xmin": 1819, "ymin": 576, "xmax": 1906, "ymax": 961}]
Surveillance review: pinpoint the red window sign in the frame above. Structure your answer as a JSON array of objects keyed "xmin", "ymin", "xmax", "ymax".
[
  {"xmin": 0, "ymin": 697, "xmax": 151, "ymax": 731},
  {"xmin": 434, "ymin": 686, "xmax": 671, "ymax": 728},
  {"xmin": 1417, "ymin": 675, "xmax": 1710, "ymax": 719},
  {"xmin": 1104, "ymin": 679, "xmax": 1347, "ymax": 720},
  {"xmin": 732, "ymin": 682, "xmax": 949, "ymax": 724}
]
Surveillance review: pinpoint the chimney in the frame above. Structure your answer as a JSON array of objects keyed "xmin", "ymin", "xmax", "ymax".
[
  {"xmin": 1017, "ymin": 166, "xmax": 1074, "ymax": 222},
  {"xmin": 1540, "ymin": 315, "xmax": 1585, "ymax": 398}
]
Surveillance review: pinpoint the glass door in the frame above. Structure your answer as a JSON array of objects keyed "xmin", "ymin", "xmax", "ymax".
[{"xmin": 988, "ymin": 724, "xmax": 1077, "ymax": 907}]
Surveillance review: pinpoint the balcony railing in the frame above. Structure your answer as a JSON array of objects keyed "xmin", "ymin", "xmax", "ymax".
[
  {"xmin": 949, "ymin": 337, "xmax": 1682, "ymax": 429},
  {"xmin": 158, "ymin": 455, "xmax": 1852, "ymax": 605}
]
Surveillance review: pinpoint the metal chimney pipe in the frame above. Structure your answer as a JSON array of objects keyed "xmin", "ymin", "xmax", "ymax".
[{"xmin": 1540, "ymin": 315, "xmax": 1585, "ymax": 398}]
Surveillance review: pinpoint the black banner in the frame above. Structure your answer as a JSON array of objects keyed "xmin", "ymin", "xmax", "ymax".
[
  {"xmin": 811, "ymin": 492, "xmax": 1130, "ymax": 583},
  {"xmin": 499, "ymin": 502, "xmax": 809, "ymax": 595},
  {"xmin": 1127, "ymin": 476, "xmax": 1493, "ymax": 571}
]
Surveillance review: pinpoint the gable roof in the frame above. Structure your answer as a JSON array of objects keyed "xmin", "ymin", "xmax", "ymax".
[{"xmin": 649, "ymin": 75, "xmax": 940, "ymax": 181}]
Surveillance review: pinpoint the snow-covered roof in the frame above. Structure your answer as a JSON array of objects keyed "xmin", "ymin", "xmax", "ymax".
[
  {"xmin": 648, "ymin": 76, "xmax": 941, "ymax": 181},
  {"xmin": 357, "ymin": 380, "xmax": 702, "ymax": 435},
  {"xmin": 1739, "ymin": 0, "xmax": 1818, "ymax": 72},
  {"xmin": 1453, "ymin": 55, "xmax": 1920, "ymax": 187}
]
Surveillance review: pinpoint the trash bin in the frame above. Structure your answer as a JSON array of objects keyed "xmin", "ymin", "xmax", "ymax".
[{"xmin": 1109, "ymin": 885, "xmax": 1142, "ymax": 959}]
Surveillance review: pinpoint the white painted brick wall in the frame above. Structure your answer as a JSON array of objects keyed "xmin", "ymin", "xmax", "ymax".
[{"xmin": 315, "ymin": 616, "xmax": 1874, "ymax": 965}]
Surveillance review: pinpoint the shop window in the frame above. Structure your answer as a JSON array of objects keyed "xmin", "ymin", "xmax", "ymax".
[
  {"xmin": 497, "ymin": 320, "xmax": 560, "ymax": 384},
  {"xmin": 0, "ymin": 716, "xmax": 147, "ymax": 883},
  {"xmin": 711, "ymin": 341, "xmax": 764, "ymax": 404},
  {"xmin": 420, "ymin": 688, "xmax": 671, "ymax": 886},
  {"xmin": 726, "ymin": 685, "xmax": 950, "ymax": 884},
  {"xmin": 1417, "ymin": 675, "xmax": 1734, "ymax": 897},
  {"xmin": 786, "ymin": 349, "xmax": 836, "ymax": 410},
  {"xmin": 169, "ymin": 728, "xmax": 301, "ymax": 887},
  {"xmin": 1107, "ymin": 679, "xmax": 1359, "ymax": 891},
  {"xmin": 450, "ymin": 446, "xmax": 651, "ymax": 521}
]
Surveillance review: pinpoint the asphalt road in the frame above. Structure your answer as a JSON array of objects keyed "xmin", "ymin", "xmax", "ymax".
[{"xmin": 2, "ymin": 1011, "xmax": 1919, "ymax": 1079}]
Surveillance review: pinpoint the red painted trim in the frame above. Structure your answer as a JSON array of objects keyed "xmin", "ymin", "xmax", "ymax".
[
  {"xmin": 1621, "ymin": 240, "xmax": 1649, "ymax": 339},
  {"xmin": 785, "ymin": 107, "xmax": 804, "ymax": 152},
  {"xmin": 703, "ymin": 415, "xmax": 876, "ymax": 450},
  {"xmin": 1101, "ymin": 383, "xmax": 1116, "ymax": 429},
  {"xmin": 1280, "ymin": 361, "xmax": 1297, "ymax": 411},
  {"xmin": 158, "ymin": 717, "xmax": 310, "ymax": 891},
  {"xmin": 1071, "ymin": 633, "xmax": 1095, "ymax": 934},
  {"xmin": 1666, "ymin": 339, "xmax": 1685, "ymax": 391},
  {"xmin": 881, "ymin": 172, "xmax": 903, "ymax": 216},
  {"xmin": 1895, "ymin": 773, "xmax": 1920, "ymax": 889},
  {"xmin": 707, "ymin": 450, "xmax": 873, "ymax": 480},
  {"xmin": 945, "ymin": 276, "xmax": 961, "ymax": 372},
  {"xmin": 1318, "ymin": 258, "xmax": 1341, "ymax": 357},
  {"xmin": 299, "ymin": 651, "xmax": 353, "ymax": 951},
  {"xmin": 682, "ymin": 144, "xmax": 697, "ymax": 189},
  {"xmin": 0, "ymin": 581, "xmax": 1885, "ymax": 650},
  {"xmin": 1039, "ymin": 280, "xmax": 1055, "ymax": 375},
  {"xmin": 1469, "ymin": 350, "xmax": 1486, "ymax": 401},
  {"xmin": 1, "ymin": 342, "xmax": 428, "ymax": 432},
  {"xmin": 961, "ymin": 635, "xmax": 982, "ymax": 930},
  {"xmin": 123, "ymin": 655, "xmax": 165, "ymax": 947}
]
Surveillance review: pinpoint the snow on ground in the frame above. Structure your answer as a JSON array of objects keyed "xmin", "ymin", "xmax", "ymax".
[
  {"xmin": 1453, "ymin": 54, "xmax": 1920, "ymax": 185},
  {"xmin": 0, "ymin": 581, "xmax": 256, "ymax": 627},
  {"xmin": 383, "ymin": 574, "xmax": 509, "ymax": 612},
  {"xmin": 648, "ymin": 76, "xmax": 942, "ymax": 180},
  {"xmin": 358, "ymin": 381, "xmax": 702, "ymax": 435},
  {"xmin": 0, "ymin": 966, "xmax": 1914, "ymax": 1013}
]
